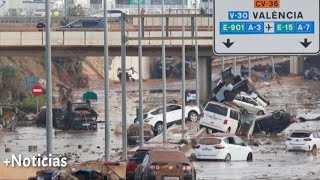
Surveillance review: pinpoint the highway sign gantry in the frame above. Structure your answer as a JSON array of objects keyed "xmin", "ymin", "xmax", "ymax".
[{"xmin": 213, "ymin": 0, "xmax": 320, "ymax": 55}]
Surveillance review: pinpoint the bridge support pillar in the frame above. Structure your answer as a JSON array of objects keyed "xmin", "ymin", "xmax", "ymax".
[
  {"xmin": 199, "ymin": 57, "xmax": 212, "ymax": 102},
  {"xmin": 290, "ymin": 56, "xmax": 304, "ymax": 74}
]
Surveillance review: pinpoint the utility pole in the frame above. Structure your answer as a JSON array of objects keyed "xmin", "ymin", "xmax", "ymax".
[
  {"xmin": 138, "ymin": 0, "xmax": 144, "ymax": 147},
  {"xmin": 161, "ymin": 0, "xmax": 167, "ymax": 142},
  {"xmin": 45, "ymin": 0, "xmax": 53, "ymax": 157},
  {"xmin": 181, "ymin": 0, "xmax": 186, "ymax": 132},
  {"xmin": 103, "ymin": 0, "xmax": 110, "ymax": 161},
  {"xmin": 120, "ymin": 13, "xmax": 127, "ymax": 161},
  {"xmin": 195, "ymin": 0, "xmax": 200, "ymax": 108}
]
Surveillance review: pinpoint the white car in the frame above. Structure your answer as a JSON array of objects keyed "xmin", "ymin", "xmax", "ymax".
[
  {"xmin": 185, "ymin": 90, "xmax": 196, "ymax": 102},
  {"xmin": 233, "ymin": 94, "xmax": 266, "ymax": 115},
  {"xmin": 199, "ymin": 101, "xmax": 241, "ymax": 134},
  {"xmin": 89, "ymin": 9, "xmax": 129, "ymax": 21},
  {"xmin": 117, "ymin": 67, "xmax": 139, "ymax": 82},
  {"xmin": 138, "ymin": 104, "xmax": 200, "ymax": 134},
  {"xmin": 195, "ymin": 134, "xmax": 253, "ymax": 161},
  {"xmin": 33, "ymin": 9, "xmax": 52, "ymax": 17},
  {"xmin": 285, "ymin": 130, "xmax": 320, "ymax": 153}
]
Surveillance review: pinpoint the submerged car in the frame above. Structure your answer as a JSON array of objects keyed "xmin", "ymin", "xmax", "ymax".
[
  {"xmin": 195, "ymin": 133, "xmax": 253, "ymax": 162},
  {"xmin": 127, "ymin": 123, "xmax": 154, "ymax": 145},
  {"xmin": 136, "ymin": 104, "xmax": 200, "ymax": 134},
  {"xmin": 0, "ymin": 106, "xmax": 19, "ymax": 131},
  {"xmin": 254, "ymin": 110, "xmax": 295, "ymax": 134},
  {"xmin": 36, "ymin": 102, "xmax": 98, "ymax": 130},
  {"xmin": 134, "ymin": 149, "xmax": 196, "ymax": 180},
  {"xmin": 285, "ymin": 130, "xmax": 320, "ymax": 153},
  {"xmin": 304, "ymin": 68, "xmax": 320, "ymax": 80},
  {"xmin": 126, "ymin": 147, "xmax": 151, "ymax": 180}
]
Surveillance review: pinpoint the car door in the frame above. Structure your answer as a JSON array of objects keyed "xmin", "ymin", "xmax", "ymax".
[
  {"xmin": 226, "ymin": 137, "xmax": 237, "ymax": 159},
  {"xmin": 167, "ymin": 105, "xmax": 182, "ymax": 124},
  {"xmin": 233, "ymin": 136, "xmax": 248, "ymax": 160},
  {"xmin": 136, "ymin": 154, "xmax": 149, "ymax": 179},
  {"xmin": 229, "ymin": 110, "xmax": 240, "ymax": 134}
]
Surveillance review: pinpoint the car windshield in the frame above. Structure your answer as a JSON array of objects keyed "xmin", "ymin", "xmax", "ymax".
[
  {"xmin": 290, "ymin": 132, "xmax": 310, "ymax": 138},
  {"xmin": 199, "ymin": 138, "xmax": 221, "ymax": 145},
  {"xmin": 131, "ymin": 150, "xmax": 148, "ymax": 160}
]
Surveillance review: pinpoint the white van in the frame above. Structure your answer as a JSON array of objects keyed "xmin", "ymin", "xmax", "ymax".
[{"xmin": 199, "ymin": 101, "xmax": 241, "ymax": 134}]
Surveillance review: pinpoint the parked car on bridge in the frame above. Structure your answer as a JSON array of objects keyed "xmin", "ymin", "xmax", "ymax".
[
  {"xmin": 54, "ymin": 19, "xmax": 104, "ymax": 31},
  {"xmin": 195, "ymin": 133, "xmax": 253, "ymax": 162},
  {"xmin": 89, "ymin": 8, "xmax": 129, "ymax": 22},
  {"xmin": 135, "ymin": 104, "xmax": 200, "ymax": 134},
  {"xmin": 285, "ymin": 130, "xmax": 320, "ymax": 153},
  {"xmin": 134, "ymin": 149, "xmax": 196, "ymax": 180}
]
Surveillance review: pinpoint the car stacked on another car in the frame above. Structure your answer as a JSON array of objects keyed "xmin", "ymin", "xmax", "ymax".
[
  {"xmin": 195, "ymin": 133, "xmax": 253, "ymax": 162},
  {"xmin": 199, "ymin": 101, "xmax": 241, "ymax": 134},
  {"xmin": 233, "ymin": 93, "xmax": 266, "ymax": 115},
  {"xmin": 285, "ymin": 130, "xmax": 320, "ymax": 153},
  {"xmin": 134, "ymin": 148, "xmax": 196, "ymax": 180}
]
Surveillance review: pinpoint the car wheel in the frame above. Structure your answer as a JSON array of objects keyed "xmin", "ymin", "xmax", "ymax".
[
  {"xmin": 155, "ymin": 122, "xmax": 163, "ymax": 134},
  {"xmin": 226, "ymin": 127, "xmax": 231, "ymax": 133},
  {"xmin": 257, "ymin": 110, "xmax": 264, "ymax": 116},
  {"xmin": 247, "ymin": 153, "xmax": 253, "ymax": 162},
  {"xmin": 225, "ymin": 154, "xmax": 231, "ymax": 162},
  {"xmin": 312, "ymin": 145, "xmax": 317, "ymax": 155},
  {"xmin": 188, "ymin": 111, "xmax": 199, "ymax": 122}
]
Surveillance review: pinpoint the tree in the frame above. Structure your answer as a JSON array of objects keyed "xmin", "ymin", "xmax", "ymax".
[{"xmin": 68, "ymin": 4, "xmax": 86, "ymax": 16}]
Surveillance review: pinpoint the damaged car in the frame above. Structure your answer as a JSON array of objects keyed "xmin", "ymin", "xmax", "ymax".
[
  {"xmin": 36, "ymin": 102, "xmax": 98, "ymax": 130},
  {"xmin": 136, "ymin": 104, "xmax": 200, "ymax": 134},
  {"xmin": 134, "ymin": 148, "xmax": 196, "ymax": 180},
  {"xmin": 0, "ymin": 106, "xmax": 19, "ymax": 131},
  {"xmin": 127, "ymin": 123, "xmax": 155, "ymax": 145},
  {"xmin": 233, "ymin": 94, "xmax": 266, "ymax": 115},
  {"xmin": 253, "ymin": 110, "xmax": 296, "ymax": 134},
  {"xmin": 117, "ymin": 67, "xmax": 139, "ymax": 82},
  {"xmin": 210, "ymin": 67, "xmax": 249, "ymax": 102},
  {"xmin": 304, "ymin": 68, "xmax": 320, "ymax": 80},
  {"xmin": 195, "ymin": 134, "xmax": 253, "ymax": 162}
]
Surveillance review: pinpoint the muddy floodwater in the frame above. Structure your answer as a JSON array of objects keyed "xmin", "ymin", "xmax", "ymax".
[{"xmin": 1, "ymin": 76, "xmax": 320, "ymax": 179}]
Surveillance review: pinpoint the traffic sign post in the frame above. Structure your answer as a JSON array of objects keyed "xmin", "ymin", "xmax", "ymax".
[
  {"xmin": 32, "ymin": 84, "xmax": 44, "ymax": 113},
  {"xmin": 213, "ymin": 0, "xmax": 320, "ymax": 55}
]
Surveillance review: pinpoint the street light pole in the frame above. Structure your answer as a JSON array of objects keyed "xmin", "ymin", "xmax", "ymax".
[
  {"xmin": 138, "ymin": 0, "xmax": 144, "ymax": 147},
  {"xmin": 181, "ymin": 0, "xmax": 186, "ymax": 132},
  {"xmin": 161, "ymin": 0, "xmax": 167, "ymax": 142},
  {"xmin": 45, "ymin": 0, "xmax": 53, "ymax": 157},
  {"xmin": 103, "ymin": 0, "xmax": 110, "ymax": 161},
  {"xmin": 195, "ymin": 0, "xmax": 200, "ymax": 108}
]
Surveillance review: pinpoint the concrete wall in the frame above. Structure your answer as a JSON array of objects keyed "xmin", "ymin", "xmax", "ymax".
[{"xmin": 109, "ymin": 56, "xmax": 155, "ymax": 80}]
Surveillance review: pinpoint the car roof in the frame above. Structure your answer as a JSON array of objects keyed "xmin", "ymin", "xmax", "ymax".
[
  {"xmin": 291, "ymin": 130, "xmax": 318, "ymax": 133},
  {"xmin": 206, "ymin": 101, "xmax": 240, "ymax": 111},
  {"xmin": 148, "ymin": 104, "xmax": 181, "ymax": 112},
  {"xmin": 203, "ymin": 132, "xmax": 236, "ymax": 138},
  {"xmin": 148, "ymin": 149, "xmax": 188, "ymax": 162}
]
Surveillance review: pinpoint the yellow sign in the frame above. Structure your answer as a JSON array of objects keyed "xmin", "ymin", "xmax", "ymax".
[{"xmin": 53, "ymin": 10, "xmax": 59, "ymax": 17}]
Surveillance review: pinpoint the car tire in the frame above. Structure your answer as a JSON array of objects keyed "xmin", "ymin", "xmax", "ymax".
[
  {"xmin": 155, "ymin": 122, "xmax": 163, "ymax": 134},
  {"xmin": 257, "ymin": 110, "xmax": 265, "ymax": 116},
  {"xmin": 225, "ymin": 154, "xmax": 231, "ymax": 162},
  {"xmin": 226, "ymin": 127, "xmax": 231, "ymax": 133},
  {"xmin": 188, "ymin": 111, "xmax": 199, "ymax": 122},
  {"xmin": 247, "ymin": 153, "xmax": 253, "ymax": 162},
  {"xmin": 312, "ymin": 145, "xmax": 317, "ymax": 155}
]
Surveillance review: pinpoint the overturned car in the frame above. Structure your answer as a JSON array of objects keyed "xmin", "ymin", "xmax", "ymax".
[
  {"xmin": 36, "ymin": 102, "xmax": 98, "ymax": 130},
  {"xmin": 0, "ymin": 106, "xmax": 19, "ymax": 131}
]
